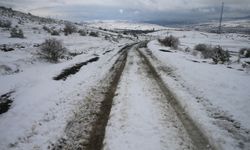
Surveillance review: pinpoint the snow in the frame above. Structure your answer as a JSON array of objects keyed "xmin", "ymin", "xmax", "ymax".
[{"xmin": 144, "ymin": 39, "xmax": 250, "ymax": 149}]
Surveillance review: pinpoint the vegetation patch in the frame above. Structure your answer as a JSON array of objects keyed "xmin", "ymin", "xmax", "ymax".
[
  {"xmin": 158, "ymin": 35, "xmax": 179, "ymax": 49},
  {"xmin": 0, "ymin": 19, "xmax": 11, "ymax": 28},
  {"xmin": 89, "ymin": 32, "xmax": 99, "ymax": 37},
  {"xmin": 10, "ymin": 27, "xmax": 24, "ymax": 38},
  {"xmin": 64, "ymin": 23, "xmax": 77, "ymax": 35},
  {"xmin": 239, "ymin": 48, "xmax": 250, "ymax": 58},
  {"xmin": 38, "ymin": 38, "xmax": 67, "ymax": 63},
  {"xmin": 194, "ymin": 44, "xmax": 230, "ymax": 64}
]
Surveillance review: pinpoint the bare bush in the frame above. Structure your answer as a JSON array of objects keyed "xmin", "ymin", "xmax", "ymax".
[
  {"xmin": 10, "ymin": 28, "xmax": 24, "ymax": 38},
  {"xmin": 158, "ymin": 35, "xmax": 179, "ymax": 49},
  {"xmin": 239, "ymin": 48, "xmax": 250, "ymax": 58},
  {"xmin": 63, "ymin": 23, "xmax": 77, "ymax": 35},
  {"xmin": 38, "ymin": 39, "xmax": 66, "ymax": 63},
  {"xmin": 89, "ymin": 31, "xmax": 99, "ymax": 37},
  {"xmin": 0, "ymin": 19, "xmax": 11, "ymax": 28}
]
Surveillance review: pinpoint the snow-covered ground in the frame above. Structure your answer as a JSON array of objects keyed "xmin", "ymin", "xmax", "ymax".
[
  {"xmin": 141, "ymin": 39, "xmax": 250, "ymax": 150},
  {"xmin": 149, "ymin": 29, "xmax": 250, "ymax": 52}
]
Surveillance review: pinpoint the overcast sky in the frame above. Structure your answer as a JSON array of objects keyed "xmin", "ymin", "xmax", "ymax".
[{"xmin": 1, "ymin": 0, "xmax": 250, "ymax": 23}]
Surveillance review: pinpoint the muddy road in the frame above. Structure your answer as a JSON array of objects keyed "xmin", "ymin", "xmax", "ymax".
[{"xmin": 53, "ymin": 43, "xmax": 213, "ymax": 150}]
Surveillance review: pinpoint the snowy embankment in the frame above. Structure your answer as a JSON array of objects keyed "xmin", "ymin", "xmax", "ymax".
[{"xmin": 142, "ymin": 39, "xmax": 250, "ymax": 150}]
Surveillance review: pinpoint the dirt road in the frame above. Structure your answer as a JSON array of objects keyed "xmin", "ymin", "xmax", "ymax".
[
  {"xmin": 53, "ymin": 43, "xmax": 213, "ymax": 150},
  {"xmin": 101, "ymin": 44, "xmax": 213, "ymax": 150}
]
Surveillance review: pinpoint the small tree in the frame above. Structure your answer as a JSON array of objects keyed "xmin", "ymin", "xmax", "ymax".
[
  {"xmin": 63, "ymin": 23, "xmax": 77, "ymax": 35},
  {"xmin": 10, "ymin": 28, "xmax": 24, "ymax": 38},
  {"xmin": 158, "ymin": 35, "xmax": 179, "ymax": 49},
  {"xmin": 38, "ymin": 39, "xmax": 66, "ymax": 63}
]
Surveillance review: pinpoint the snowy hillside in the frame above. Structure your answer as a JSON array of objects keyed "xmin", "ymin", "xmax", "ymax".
[{"xmin": 1, "ymin": 7, "xmax": 250, "ymax": 150}]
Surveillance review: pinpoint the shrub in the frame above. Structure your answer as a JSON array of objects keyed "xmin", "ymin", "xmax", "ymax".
[
  {"xmin": 0, "ymin": 19, "xmax": 11, "ymax": 28},
  {"xmin": 89, "ymin": 31, "xmax": 99, "ymax": 37},
  {"xmin": 194, "ymin": 44, "xmax": 213, "ymax": 59},
  {"xmin": 10, "ymin": 28, "xmax": 24, "ymax": 38},
  {"xmin": 158, "ymin": 35, "xmax": 179, "ymax": 49},
  {"xmin": 43, "ymin": 26, "xmax": 51, "ymax": 33},
  {"xmin": 38, "ymin": 39, "xmax": 66, "ymax": 63},
  {"xmin": 194, "ymin": 44, "xmax": 208, "ymax": 52},
  {"xmin": 63, "ymin": 23, "xmax": 77, "ymax": 35},
  {"xmin": 51, "ymin": 30, "xmax": 60, "ymax": 36},
  {"xmin": 194, "ymin": 44, "xmax": 230, "ymax": 64},
  {"xmin": 239, "ymin": 48, "xmax": 250, "ymax": 58},
  {"xmin": 78, "ymin": 29, "xmax": 86, "ymax": 36},
  {"xmin": 211, "ymin": 46, "xmax": 230, "ymax": 64}
]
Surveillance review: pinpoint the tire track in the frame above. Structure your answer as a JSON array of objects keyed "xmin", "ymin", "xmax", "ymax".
[
  {"xmin": 51, "ymin": 43, "xmax": 133, "ymax": 150},
  {"xmin": 137, "ymin": 47, "xmax": 214, "ymax": 150}
]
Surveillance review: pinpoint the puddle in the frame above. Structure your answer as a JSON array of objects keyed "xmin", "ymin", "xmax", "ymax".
[{"xmin": 159, "ymin": 49, "xmax": 172, "ymax": 53}]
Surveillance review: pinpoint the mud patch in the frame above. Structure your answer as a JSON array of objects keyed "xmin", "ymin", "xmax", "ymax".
[
  {"xmin": 0, "ymin": 91, "xmax": 14, "ymax": 114},
  {"xmin": 102, "ymin": 49, "xmax": 113, "ymax": 55},
  {"xmin": 159, "ymin": 49, "xmax": 172, "ymax": 53},
  {"xmin": 53, "ymin": 57, "xmax": 99, "ymax": 81}
]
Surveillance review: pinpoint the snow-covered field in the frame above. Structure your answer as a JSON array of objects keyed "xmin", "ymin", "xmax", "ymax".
[
  {"xmin": 1, "ymin": 7, "xmax": 250, "ymax": 150},
  {"xmin": 141, "ymin": 39, "xmax": 250, "ymax": 149},
  {"xmin": 88, "ymin": 20, "xmax": 167, "ymax": 31}
]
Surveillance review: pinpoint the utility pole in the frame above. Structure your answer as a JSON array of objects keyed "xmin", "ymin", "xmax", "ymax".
[{"xmin": 218, "ymin": 2, "xmax": 224, "ymax": 34}]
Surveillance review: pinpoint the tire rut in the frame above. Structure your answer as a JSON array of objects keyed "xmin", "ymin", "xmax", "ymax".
[
  {"xmin": 86, "ymin": 48, "xmax": 128, "ymax": 150},
  {"xmin": 136, "ymin": 48, "xmax": 214, "ymax": 150},
  {"xmin": 51, "ymin": 44, "xmax": 132, "ymax": 150}
]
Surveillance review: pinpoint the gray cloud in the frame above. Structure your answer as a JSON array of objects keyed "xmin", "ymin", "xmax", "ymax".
[{"xmin": 0, "ymin": 0, "xmax": 249, "ymax": 22}]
